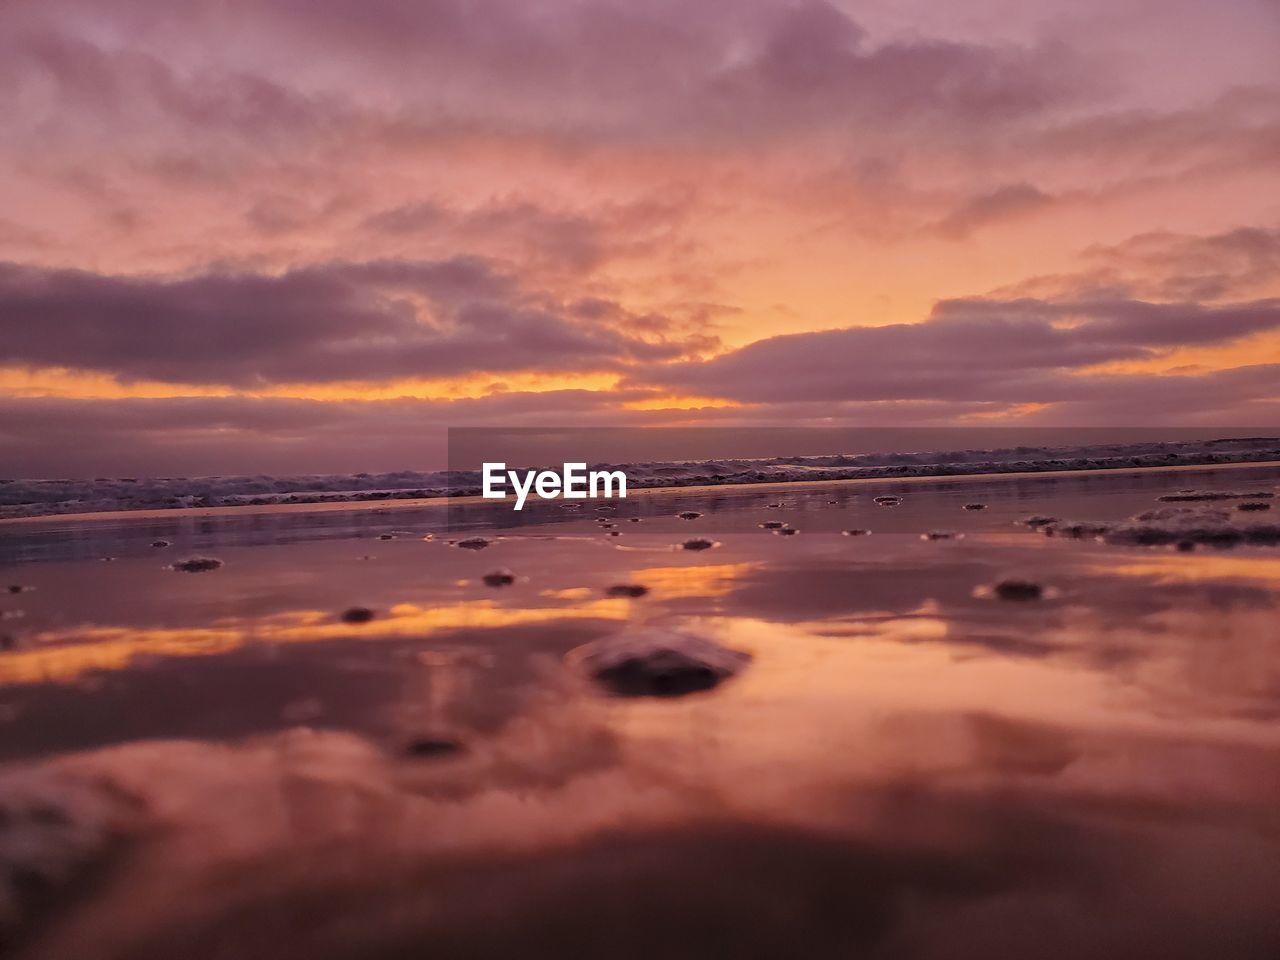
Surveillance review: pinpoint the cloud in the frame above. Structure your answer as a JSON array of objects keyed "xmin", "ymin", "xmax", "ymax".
[
  {"xmin": 934, "ymin": 183, "xmax": 1055, "ymax": 239},
  {"xmin": 987, "ymin": 224, "xmax": 1280, "ymax": 304},
  {"xmin": 1028, "ymin": 87, "xmax": 1280, "ymax": 175},
  {"xmin": 1, "ymin": 0, "xmax": 1279, "ymax": 481},
  {"xmin": 0, "ymin": 259, "xmax": 709, "ymax": 387},
  {"xmin": 0, "ymin": 1, "xmax": 1094, "ymax": 151},
  {"xmin": 360, "ymin": 197, "xmax": 689, "ymax": 276},
  {"xmin": 1082, "ymin": 226, "xmax": 1280, "ymax": 301},
  {"xmin": 631, "ymin": 296, "xmax": 1280, "ymax": 406}
]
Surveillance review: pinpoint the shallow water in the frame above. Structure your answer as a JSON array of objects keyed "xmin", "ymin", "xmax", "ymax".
[{"xmin": 1, "ymin": 464, "xmax": 1279, "ymax": 959}]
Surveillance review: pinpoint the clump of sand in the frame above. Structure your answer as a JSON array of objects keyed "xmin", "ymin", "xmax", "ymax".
[
  {"xmin": 566, "ymin": 627, "xmax": 751, "ymax": 698},
  {"xmin": 605, "ymin": 584, "xmax": 648, "ymax": 598},
  {"xmin": 680, "ymin": 538, "xmax": 719, "ymax": 551},
  {"xmin": 169, "ymin": 557, "xmax": 223, "ymax": 573}
]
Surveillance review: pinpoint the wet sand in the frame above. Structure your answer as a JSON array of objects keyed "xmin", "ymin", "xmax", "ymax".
[{"xmin": 2, "ymin": 463, "xmax": 1279, "ymax": 958}]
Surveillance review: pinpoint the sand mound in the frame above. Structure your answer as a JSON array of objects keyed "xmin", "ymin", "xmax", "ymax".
[
  {"xmin": 169, "ymin": 557, "xmax": 223, "ymax": 573},
  {"xmin": 567, "ymin": 628, "xmax": 751, "ymax": 698},
  {"xmin": 680, "ymin": 538, "xmax": 718, "ymax": 551},
  {"xmin": 605, "ymin": 584, "xmax": 648, "ymax": 598}
]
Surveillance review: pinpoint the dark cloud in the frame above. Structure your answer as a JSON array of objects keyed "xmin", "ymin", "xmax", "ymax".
[
  {"xmin": 0, "ymin": 259, "xmax": 705, "ymax": 386},
  {"xmin": 631, "ymin": 296, "xmax": 1280, "ymax": 406},
  {"xmin": 0, "ymin": 27, "xmax": 339, "ymax": 146},
  {"xmin": 1025, "ymin": 86, "xmax": 1280, "ymax": 178},
  {"xmin": 361, "ymin": 203, "xmax": 450, "ymax": 236},
  {"xmin": 986, "ymin": 224, "xmax": 1280, "ymax": 305},
  {"xmin": 1081, "ymin": 226, "xmax": 1280, "ymax": 302},
  {"xmin": 360, "ymin": 198, "xmax": 688, "ymax": 275},
  {"xmin": 934, "ymin": 183, "xmax": 1055, "ymax": 239},
  {"xmin": 930, "ymin": 297, "xmax": 1280, "ymax": 348},
  {"xmin": 0, "ymin": 0, "xmax": 1095, "ymax": 152},
  {"xmin": 695, "ymin": 4, "xmax": 1086, "ymax": 134}
]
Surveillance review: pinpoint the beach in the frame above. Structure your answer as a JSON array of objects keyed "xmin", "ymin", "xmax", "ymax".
[
  {"xmin": 6, "ymin": 0, "xmax": 1279, "ymax": 954},
  {"xmin": 2, "ymin": 462, "xmax": 1279, "ymax": 958}
]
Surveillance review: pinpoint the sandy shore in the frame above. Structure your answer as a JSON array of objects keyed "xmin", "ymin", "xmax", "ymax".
[{"xmin": 3, "ymin": 462, "xmax": 1280, "ymax": 958}]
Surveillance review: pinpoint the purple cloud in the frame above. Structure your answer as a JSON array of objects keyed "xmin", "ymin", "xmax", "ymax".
[
  {"xmin": 631, "ymin": 296, "xmax": 1280, "ymax": 404},
  {"xmin": 934, "ymin": 183, "xmax": 1055, "ymax": 239},
  {"xmin": 0, "ymin": 1, "xmax": 1094, "ymax": 152},
  {"xmin": 0, "ymin": 259, "xmax": 708, "ymax": 386}
]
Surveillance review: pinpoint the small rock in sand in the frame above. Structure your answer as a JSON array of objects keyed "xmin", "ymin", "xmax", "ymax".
[
  {"xmin": 921, "ymin": 531, "xmax": 962, "ymax": 541},
  {"xmin": 775, "ymin": 527, "xmax": 799, "ymax": 536},
  {"xmin": 150, "ymin": 540, "xmax": 171, "ymax": 548},
  {"xmin": 1238, "ymin": 501, "xmax": 1272, "ymax": 512},
  {"xmin": 992, "ymin": 578, "xmax": 1044, "ymax": 601},
  {"xmin": 628, "ymin": 517, "xmax": 642, "ymax": 523},
  {"xmin": 963, "ymin": 503, "xmax": 987, "ymax": 511},
  {"xmin": 340, "ymin": 607, "xmax": 376, "ymax": 624},
  {"xmin": 455, "ymin": 537, "xmax": 492, "ymax": 551},
  {"xmin": 377, "ymin": 534, "xmax": 394, "ymax": 541},
  {"xmin": 6, "ymin": 585, "xmax": 32, "ymax": 595},
  {"xmin": 568, "ymin": 627, "xmax": 752, "ymax": 698},
  {"xmin": 169, "ymin": 556, "xmax": 223, "ymax": 573},
  {"xmin": 1020, "ymin": 516, "xmax": 1059, "ymax": 528},
  {"xmin": 842, "ymin": 528, "xmax": 871, "ymax": 537},
  {"xmin": 605, "ymin": 584, "xmax": 649, "ymax": 598},
  {"xmin": 759, "ymin": 521, "xmax": 785, "ymax": 529},
  {"xmin": 677, "ymin": 511, "xmax": 702, "ymax": 520},
  {"xmin": 403, "ymin": 736, "xmax": 467, "ymax": 759},
  {"xmin": 874, "ymin": 496, "xmax": 902, "ymax": 507},
  {"xmin": 680, "ymin": 538, "xmax": 718, "ymax": 551},
  {"xmin": 481, "ymin": 568, "xmax": 516, "ymax": 587}
]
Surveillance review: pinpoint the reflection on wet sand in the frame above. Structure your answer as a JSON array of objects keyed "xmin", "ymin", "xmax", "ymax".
[
  {"xmin": 0, "ymin": 599, "xmax": 631, "ymax": 686},
  {"xmin": 1, "ymin": 465, "xmax": 1280, "ymax": 958}
]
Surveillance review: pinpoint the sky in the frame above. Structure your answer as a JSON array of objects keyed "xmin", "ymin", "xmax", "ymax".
[{"xmin": 1, "ymin": 0, "xmax": 1279, "ymax": 477}]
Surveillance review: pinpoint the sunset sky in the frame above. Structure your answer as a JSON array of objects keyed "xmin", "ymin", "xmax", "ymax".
[{"xmin": 2, "ymin": 0, "xmax": 1279, "ymax": 476}]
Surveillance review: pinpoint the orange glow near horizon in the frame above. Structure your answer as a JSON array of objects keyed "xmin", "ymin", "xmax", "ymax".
[{"xmin": 4, "ymin": 0, "xmax": 1280, "ymax": 478}]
